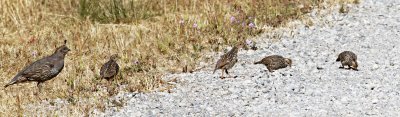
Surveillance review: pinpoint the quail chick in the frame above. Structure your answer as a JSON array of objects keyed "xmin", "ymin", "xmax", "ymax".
[
  {"xmin": 254, "ymin": 55, "xmax": 292, "ymax": 72},
  {"xmin": 100, "ymin": 54, "xmax": 120, "ymax": 81},
  {"xmin": 4, "ymin": 40, "xmax": 71, "ymax": 92},
  {"xmin": 213, "ymin": 42, "xmax": 244, "ymax": 79},
  {"xmin": 336, "ymin": 51, "xmax": 358, "ymax": 71}
]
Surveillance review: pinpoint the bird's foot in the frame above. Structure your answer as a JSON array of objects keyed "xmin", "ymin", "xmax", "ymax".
[
  {"xmin": 34, "ymin": 92, "xmax": 39, "ymax": 96},
  {"xmin": 220, "ymin": 75, "xmax": 237, "ymax": 79},
  {"xmin": 339, "ymin": 66, "xmax": 345, "ymax": 69}
]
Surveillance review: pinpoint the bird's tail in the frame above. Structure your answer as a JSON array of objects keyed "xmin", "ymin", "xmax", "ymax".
[
  {"xmin": 4, "ymin": 81, "xmax": 15, "ymax": 88},
  {"xmin": 254, "ymin": 61, "xmax": 262, "ymax": 64},
  {"xmin": 4, "ymin": 84, "xmax": 11, "ymax": 88},
  {"xmin": 336, "ymin": 57, "xmax": 340, "ymax": 62},
  {"xmin": 4, "ymin": 76, "xmax": 22, "ymax": 88}
]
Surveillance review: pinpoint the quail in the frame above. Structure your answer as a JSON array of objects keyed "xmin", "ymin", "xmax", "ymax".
[
  {"xmin": 4, "ymin": 40, "xmax": 71, "ymax": 92},
  {"xmin": 100, "ymin": 54, "xmax": 120, "ymax": 81},
  {"xmin": 213, "ymin": 42, "xmax": 244, "ymax": 79},
  {"xmin": 254, "ymin": 55, "xmax": 292, "ymax": 72},
  {"xmin": 336, "ymin": 51, "xmax": 358, "ymax": 71}
]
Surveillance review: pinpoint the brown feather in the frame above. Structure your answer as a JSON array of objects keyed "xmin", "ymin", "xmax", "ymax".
[
  {"xmin": 4, "ymin": 41, "xmax": 70, "ymax": 88},
  {"xmin": 254, "ymin": 55, "xmax": 291, "ymax": 72},
  {"xmin": 100, "ymin": 54, "xmax": 120, "ymax": 81},
  {"xmin": 213, "ymin": 42, "xmax": 244, "ymax": 78},
  {"xmin": 336, "ymin": 51, "xmax": 358, "ymax": 70}
]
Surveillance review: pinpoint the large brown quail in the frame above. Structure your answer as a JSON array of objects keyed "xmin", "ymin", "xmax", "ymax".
[
  {"xmin": 100, "ymin": 54, "xmax": 120, "ymax": 81},
  {"xmin": 254, "ymin": 55, "xmax": 292, "ymax": 72},
  {"xmin": 4, "ymin": 40, "xmax": 71, "ymax": 92},
  {"xmin": 213, "ymin": 42, "xmax": 244, "ymax": 79},
  {"xmin": 336, "ymin": 51, "xmax": 358, "ymax": 71}
]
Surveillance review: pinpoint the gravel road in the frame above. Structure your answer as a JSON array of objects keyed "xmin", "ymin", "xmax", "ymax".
[{"xmin": 103, "ymin": 0, "xmax": 400, "ymax": 116}]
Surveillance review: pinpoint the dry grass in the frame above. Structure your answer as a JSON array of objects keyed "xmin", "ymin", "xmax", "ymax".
[{"xmin": 0, "ymin": 0, "xmax": 357, "ymax": 116}]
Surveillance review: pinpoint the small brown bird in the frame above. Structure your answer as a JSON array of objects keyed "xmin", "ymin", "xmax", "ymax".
[
  {"xmin": 336, "ymin": 51, "xmax": 358, "ymax": 71},
  {"xmin": 100, "ymin": 54, "xmax": 120, "ymax": 81},
  {"xmin": 254, "ymin": 55, "xmax": 292, "ymax": 72},
  {"xmin": 213, "ymin": 42, "xmax": 244, "ymax": 79},
  {"xmin": 4, "ymin": 40, "xmax": 70, "ymax": 92}
]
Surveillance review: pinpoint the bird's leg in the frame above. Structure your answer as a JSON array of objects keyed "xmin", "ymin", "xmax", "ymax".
[
  {"xmin": 111, "ymin": 79, "xmax": 119, "ymax": 96},
  {"xmin": 106, "ymin": 80, "xmax": 113, "ymax": 95},
  {"xmin": 107, "ymin": 79, "xmax": 112, "ymax": 85},
  {"xmin": 267, "ymin": 67, "xmax": 274, "ymax": 73},
  {"xmin": 220, "ymin": 70, "xmax": 225, "ymax": 79},
  {"xmin": 38, "ymin": 82, "xmax": 43, "ymax": 92},
  {"xmin": 339, "ymin": 63, "xmax": 345, "ymax": 69},
  {"xmin": 34, "ymin": 82, "xmax": 42, "ymax": 96},
  {"xmin": 348, "ymin": 65, "xmax": 359, "ymax": 71},
  {"xmin": 225, "ymin": 69, "xmax": 233, "ymax": 78},
  {"xmin": 346, "ymin": 65, "xmax": 352, "ymax": 70}
]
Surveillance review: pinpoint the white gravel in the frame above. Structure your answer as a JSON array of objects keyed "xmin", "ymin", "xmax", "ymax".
[{"xmin": 103, "ymin": 0, "xmax": 400, "ymax": 116}]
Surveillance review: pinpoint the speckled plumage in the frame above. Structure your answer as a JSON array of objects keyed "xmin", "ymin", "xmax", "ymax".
[
  {"xmin": 100, "ymin": 54, "xmax": 119, "ymax": 81},
  {"xmin": 4, "ymin": 40, "xmax": 70, "ymax": 91},
  {"xmin": 336, "ymin": 51, "xmax": 358, "ymax": 70},
  {"xmin": 213, "ymin": 43, "xmax": 244, "ymax": 79},
  {"xmin": 254, "ymin": 55, "xmax": 292, "ymax": 72}
]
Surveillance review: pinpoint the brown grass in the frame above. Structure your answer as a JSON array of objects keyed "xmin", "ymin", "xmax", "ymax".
[{"xmin": 0, "ymin": 0, "xmax": 357, "ymax": 116}]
